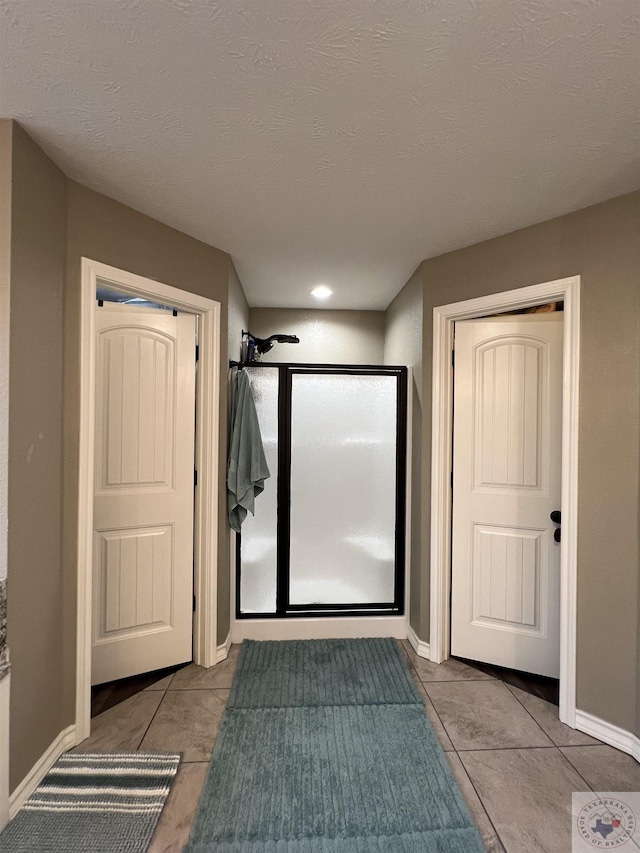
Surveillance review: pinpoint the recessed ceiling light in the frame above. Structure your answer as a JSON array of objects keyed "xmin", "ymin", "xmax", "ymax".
[{"xmin": 310, "ymin": 285, "xmax": 333, "ymax": 300}]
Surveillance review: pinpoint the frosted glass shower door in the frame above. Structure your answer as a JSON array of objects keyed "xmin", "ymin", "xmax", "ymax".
[
  {"xmin": 237, "ymin": 367, "xmax": 279, "ymax": 613},
  {"xmin": 288, "ymin": 371, "xmax": 399, "ymax": 607}
]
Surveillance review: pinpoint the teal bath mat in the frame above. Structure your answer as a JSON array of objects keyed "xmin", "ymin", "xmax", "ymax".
[
  {"xmin": 0, "ymin": 752, "xmax": 179, "ymax": 853},
  {"xmin": 186, "ymin": 639, "xmax": 485, "ymax": 853},
  {"xmin": 228, "ymin": 638, "xmax": 422, "ymax": 708}
]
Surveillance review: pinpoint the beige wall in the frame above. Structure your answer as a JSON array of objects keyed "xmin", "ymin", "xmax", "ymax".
[
  {"xmin": 4, "ymin": 124, "xmax": 238, "ymax": 793},
  {"xmin": 384, "ymin": 267, "xmax": 423, "ymax": 630},
  {"xmin": 6, "ymin": 124, "xmax": 68, "ymax": 791},
  {"xmin": 228, "ymin": 262, "xmax": 249, "ymax": 366},
  {"xmin": 5, "ymin": 124, "xmax": 240, "ymax": 792},
  {"xmin": 249, "ymin": 308, "xmax": 385, "ymax": 364},
  {"xmin": 420, "ymin": 191, "xmax": 640, "ymax": 733},
  {"xmin": 63, "ymin": 182, "xmax": 233, "ymax": 683},
  {"xmin": 0, "ymin": 122, "xmax": 11, "ymax": 587}
]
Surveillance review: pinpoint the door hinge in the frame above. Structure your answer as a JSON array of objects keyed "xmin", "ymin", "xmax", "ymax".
[
  {"xmin": 193, "ymin": 594, "xmax": 196, "ymax": 612},
  {"xmin": 450, "ymin": 470, "xmax": 454, "ymax": 489},
  {"xmin": 194, "ymin": 469, "xmax": 198, "ymax": 487},
  {"xmin": 451, "ymin": 348, "xmax": 455, "ymax": 368},
  {"xmin": 195, "ymin": 344, "xmax": 199, "ymax": 362}
]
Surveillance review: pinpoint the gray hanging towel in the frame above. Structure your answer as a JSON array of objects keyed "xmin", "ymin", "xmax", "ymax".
[{"xmin": 227, "ymin": 369, "xmax": 270, "ymax": 532}]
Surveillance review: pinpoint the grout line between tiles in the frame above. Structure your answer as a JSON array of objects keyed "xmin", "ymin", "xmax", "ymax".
[
  {"xmin": 452, "ymin": 750, "xmax": 508, "ymax": 853},
  {"xmin": 557, "ymin": 746, "xmax": 639, "ymax": 848},
  {"xmin": 420, "ymin": 657, "xmax": 599, "ymax": 845},
  {"xmin": 404, "ymin": 650, "xmax": 594, "ymax": 819},
  {"xmin": 404, "ymin": 652, "xmax": 508, "ymax": 851},
  {"xmin": 505, "ymin": 683, "xmax": 609, "ymax": 751},
  {"xmin": 162, "ymin": 672, "xmax": 177, "ymax": 690},
  {"xmin": 136, "ymin": 688, "xmax": 169, "ymax": 751},
  {"xmin": 455, "ymin": 743, "xmax": 604, "ymax": 851},
  {"xmin": 487, "ymin": 685, "xmax": 555, "ymax": 748},
  {"xmin": 418, "ymin": 685, "xmax": 455, "ymax": 745},
  {"xmin": 418, "ymin": 676, "xmax": 497, "ymax": 684},
  {"xmin": 556, "ymin": 747, "xmax": 604, "ymax": 795},
  {"xmin": 504, "ymin": 682, "xmax": 527, "ymax": 705},
  {"xmin": 503, "ymin": 681, "xmax": 555, "ymax": 737},
  {"xmin": 167, "ymin": 686, "xmax": 233, "ymax": 694},
  {"xmin": 455, "ymin": 745, "xmax": 560, "ymax": 753}
]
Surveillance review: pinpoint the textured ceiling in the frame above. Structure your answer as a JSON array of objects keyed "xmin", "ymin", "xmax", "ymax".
[{"xmin": 1, "ymin": 1, "xmax": 638, "ymax": 309}]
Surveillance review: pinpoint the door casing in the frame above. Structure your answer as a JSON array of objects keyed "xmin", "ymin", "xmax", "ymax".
[
  {"xmin": 235, "ymin": 363, "xmax": 408, "ymax": 620},
  {"xmin": 429, "ymin": 275, "xmax": 580, "ymax": 727},
  {"xmin": 76, "ymin": 258, "xmax": 221, "ymax": 742}
]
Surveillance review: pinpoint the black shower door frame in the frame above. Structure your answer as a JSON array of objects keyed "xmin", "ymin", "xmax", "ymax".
[{"xmin": 236, "ymin": 363, "xmax": 407, "ymax": 619}]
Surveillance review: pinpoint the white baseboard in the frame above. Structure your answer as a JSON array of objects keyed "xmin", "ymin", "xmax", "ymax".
[
  {"xmin": 231, "ymin": 616, "xmax": 408, "ymax": 644},
  {"xmin": 9, "ymin": 724, "xmax": 77, "ymax": 817},
  {"xmin": 407, "ymin": 625, "xmax": 430, "ymax": 659},
  {"xmin": 215, "ymin": 632, "xmax": 232, "ymax": 663},
  {"xmin": 574, "ymin": 710, "xmax": 640, "ymax": 763}
]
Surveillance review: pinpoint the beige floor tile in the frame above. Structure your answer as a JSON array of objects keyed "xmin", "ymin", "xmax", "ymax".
[
  {"xmin": 148, "ymin": 762, "xmax": 209, "ymax": 853},
  {"xmin": 445, "ymin": 752, "xmax": 506, "ymax": 853},
  {"xmin": 140, "ymin": 689, "xmax": 229, "ymax": 761},
  {"xmin": 415, "ymin": 682, "xmax": 454, "ymax": 751},
  {"xmin": 72, "ymin": 691, "xmax": 163, "ymax": 753},
  {"xmin": 506, "ymin": 684, "xmax": 601, "ymax": 747},
  {"xmin": 560, "ymin": 744, "xmax": 640, "ymax": 792},
  {"xmin": 425, "ymin": 680, "xmax": 554, "ymax": 750},
  {"xmin": 400, "ymin": 641, "xmax": 495, "ymax": 683},
  {"xmin": 170, "ymin": 645, "xmax": 240, "ymax": 690},
  {"xmin": 460, "ymin": 747, "xmax": 590, "ymax": 853}
]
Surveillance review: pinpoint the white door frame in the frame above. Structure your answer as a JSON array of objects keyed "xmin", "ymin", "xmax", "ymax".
[
  {"xmin": 76, "ymin": 258, "xmax": 221, "ymax": 742},
  {"xmin": 429, "ymin": 275, "xmax": 580, "ymax": 727}
]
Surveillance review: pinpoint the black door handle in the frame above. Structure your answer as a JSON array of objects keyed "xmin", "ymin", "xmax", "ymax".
[{"xmin": 550, "ymin": 510, "xmax": 561, "ymax": 524}]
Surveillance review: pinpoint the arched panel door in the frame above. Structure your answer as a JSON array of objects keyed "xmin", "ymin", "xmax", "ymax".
[
  {"xmin": 92, "ymin": 304, "xmax": 196, "ymax": 685},
  {"xmin": 451, "ymin": 314, "xmax": 563, "ymax": 678}
]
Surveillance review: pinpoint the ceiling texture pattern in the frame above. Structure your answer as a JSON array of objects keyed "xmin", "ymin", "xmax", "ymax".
[{"xmin": 1, "ymin": 0, "xmax": 638, "ymax": 309}]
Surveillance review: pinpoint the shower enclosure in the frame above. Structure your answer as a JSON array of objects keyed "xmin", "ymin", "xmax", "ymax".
[{"xmin": 237, "ymin": 364, "xmax": 407, "ymax": 618}]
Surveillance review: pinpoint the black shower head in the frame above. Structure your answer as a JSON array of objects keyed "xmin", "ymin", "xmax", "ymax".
[{"xmin": 253, "ymin": 334, "xmax": 300, "ymax": 355}]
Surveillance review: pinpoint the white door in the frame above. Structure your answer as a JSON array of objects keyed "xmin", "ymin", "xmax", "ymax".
[
  {"xmin": 451, "ymin": 314, "xmax": 562, "ymax": 678},
  {"xmin": 92, "ymin": 304, "xmax": 196, "ymax": 685}
]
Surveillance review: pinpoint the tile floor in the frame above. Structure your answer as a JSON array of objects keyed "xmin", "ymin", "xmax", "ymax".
[{"xmin": 71, "ymin": 641, "xmax": 640, "ymax": 853}]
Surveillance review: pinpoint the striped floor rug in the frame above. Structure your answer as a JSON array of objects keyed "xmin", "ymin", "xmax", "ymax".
[
  {"xmin": 186, "ymin": 638, "xmax": 485, "ymax": 853},
  {"xmin": 0, "ymin": 752, "xmax": 180, "ymax": 852}
]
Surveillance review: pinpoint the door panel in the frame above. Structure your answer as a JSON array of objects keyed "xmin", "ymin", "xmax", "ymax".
[
  {"xmin": 238, "ymin": 367, "xmax": 279, "ymax": 614},
  {"xmin": 475, "ymin": 340, "xmax": 544, "ymax": 491},
  {"xmin": 98, "ymin": 328, "xmax": 175, "ymax": 491},
  {"xmin": 95, "ymin": 525, "xmax": 173, "ymax": 636},
  {"xmin": 288, "ymin": 372, "xmax": 398, "ymax": 606},
  {"xmin": 237, "ymin": 365, "xmax": 406, "ymax": 617},
  {"xmin": 451, "ymin": 314, "xmax": 562, "ymax": 678},
  {"xmin": 472, "ymin": 524, "xmax": 544, "ymax": 634},
  {"xmin": 92, "ymin": 305, "xmax": 196, "ymax": 685}
]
